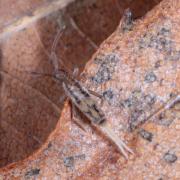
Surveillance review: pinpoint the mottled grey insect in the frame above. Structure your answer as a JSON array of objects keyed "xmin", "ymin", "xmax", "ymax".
[
  {"xmin": 32, "ymin": 13, "xmax": 135, "ymax": 159},
  {"xmin": 50, "ymin": 68, "xmax": 134, "ymax": 159},
  {"xmin": 61, "ymin": 69, "xmax": 105, "ymax": 124}
]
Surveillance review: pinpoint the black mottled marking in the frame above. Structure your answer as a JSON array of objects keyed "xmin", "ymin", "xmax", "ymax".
[
  {"xmin": 79, "ymin": 88, "xmax": 90, "ymax": 98},
  {"xmin": 74, "ymin": 81, "xmax": 90, "ymax": 98},
  {"xmin": 86, "ymin": 109, "xmax": 94, "ymax": 118},
  {"xmin": 92, "ymin": 104, "xmax": 100, "ymax": 113},
  {"xmin": 92, "ymin": 104, "xmax": 105, "ymax": 124},
  {"xmin": 138, "ymin": 129, "xmax": 153, "ymax": 142},
  {"xmin": 25, "ymin": 168, "xmax": 40, "ymax": 177},
  {"xmin": 163, "ymin": 151, "xmax": 177, "ymax": 164}
]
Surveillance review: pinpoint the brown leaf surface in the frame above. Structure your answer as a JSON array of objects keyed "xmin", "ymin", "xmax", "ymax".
[{"xmin": 2, "ymin": 0, "xmax": 179, "ymax": 180}]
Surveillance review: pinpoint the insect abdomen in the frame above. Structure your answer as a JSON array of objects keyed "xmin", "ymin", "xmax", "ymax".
[{"xmin": 63, "ymin": 82, "xmax": 106, "ymax": 124}]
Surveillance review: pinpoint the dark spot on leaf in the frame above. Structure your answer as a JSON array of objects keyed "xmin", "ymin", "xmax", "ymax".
[
  {"xmin": 63, "ymin": 154, "xmax": 86, "ymax": 168},
  {"xmin": 124, "ymin": 91, "xmax": 156, "ymax": 131},
  {"xmin": 25, "ymin": 168, "xmax": 40, "ymax": 177},
  {"xmin": 159, "ymin": 27, "xmax": 171, "ymax": 35},
  {"xmin": 144, "ymin": 94, "xmax": 156, "ymax": 105},
  {"xmin": 156, "ymin": 112, "xmax": 173, "ymax": 126},
  {"xmin": 138, "ymin": 24, "xmax": 180, "ymax": 61},
  {"xmin": 163, "ymin": 151, "xmax": 177, "ymax": 164},
  {"xmin": 144, "ymin": 72, "xmax": 157, "ymax": 83},
  {"xmin": 48, "ymin": 142, "xmax": 52, "ymax": 148},
  {"xmin": 138, "ymin": 129, "xmax": 153, "ymax": 142},
  {"xmin": 103, "ymin": 89, "xmax": 114, "ymax": 100},
  {"xmin": 63, "ymin": 156, "xmax": 74, "ymax": 168},
  {"xmin": 103, "ymin": 89, "xmax": 115, "ymax": 105},
  {"xmin": 129, "ymin": 110, "xmax": 146, "ymax": 131},
  {"xmin": 154, "ymin": 61, "xmax": 161, "ymax": 68},
  {"xmin": 169, "ymin": 92, "xmax": 177, "ymax": 98},
  {"xmin": 122, "ymin": 98, "xmax": 134, "ymax": 108},
  {"xmin": 74, "ymin": 154, "xmax": 86, "ymax": 160},
  {"xmin": 91, "ymin": 53, "xmax": 119, "ymax": 84}
]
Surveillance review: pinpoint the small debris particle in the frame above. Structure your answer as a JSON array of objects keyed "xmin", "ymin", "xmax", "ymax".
[
  {"xmin": 63, "ymin": 154, "xmax": 86, "ymax": 168},
  {"xmin": 157, "ymin": 112, "xmax": 173, "ymax": 126},
  {"xmin": 103, "ymin": 89, "xmax": 114, "ymax": 100},
  {"xmin": 144, "ymin": 72, "xmax": 157, "ymax": 83},
  {"xmin": 168, "ymin": 51, "xmax": 180, "ymax": 61},
  {"xmin": 138, "ymin": 129, "xmax": 153, "ymax": 142},
  {"xmin": 154, "ymin": 60, "xmax": 161, "ymax": 68},
  {"xmin": 163, "ymin": 151, "xmax": 177, "ymax": 164},
  {"xmin": 103, "ymin": 89, "xmax": 115, "ymax": 105},
  {"xmin": 25, "ymin": 168, "xmax": 40, "ymax": 177},
  {"xmin": 144, "ymin": 94, "xmax": 156, "ymax": 105},
  {"xmin": 63, "ymin": 156, "xmax": 74, "ymax": 168},
  {"xmin": 159, "ymin": 27, "xmax": 171, "ymax": 35},
  {"xmin": 169, "ymin": 92, "xmax": 177, "ymax": 98},
  {"xmin": 48, "ymin": 142, "xmax": 52, "ymax": 148},
  {"xmin": 91, "ymin": 53, "xmax": 119, "ymax": 84},
  {"xmin": 157, "ymin": 178, "xmax": 163, "ymax": 180},
  {"xmin": 129, "ymin": 110, "xmax": 146, "ymax": 131}
]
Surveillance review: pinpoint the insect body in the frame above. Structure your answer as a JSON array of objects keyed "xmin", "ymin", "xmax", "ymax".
[
  {"xmin": 61, "ymin": 70, "xmax": 105, "ymax": 124},
  {"xmin": 54, "ymin": 69, "xmax": 134, "ymax": 159},
  {"xmin": 33, "ymin": 18, "xmax": 134, "ymax": 158}
]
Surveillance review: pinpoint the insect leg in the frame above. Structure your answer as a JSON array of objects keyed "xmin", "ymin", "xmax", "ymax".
[
  {"xmin": 88, "ymin": 90, "xmax": 104, "ymax": 106},
  {"xmin": 100, "ymin": 122, "xmax": 134, "ymax": 159},
  {"xmin": 68, "ymin": 15, "xmax": 98, "ymax": 50},
  {"xmin": 70, "ymin": 102, "xmax": 89, "ymax": 132},
  {"xmin": 50, "ymin": 27, "xmax": 65, "ymax": 73}
]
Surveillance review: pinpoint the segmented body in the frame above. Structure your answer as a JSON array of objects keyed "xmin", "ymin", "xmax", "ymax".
[
  {"xmin": 60, "ymin": 70, "xmax": 106, "ymax": 125},
  {"xmin": 55, "ymin": 69, "xmax": 134, "ymax": 159}
]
